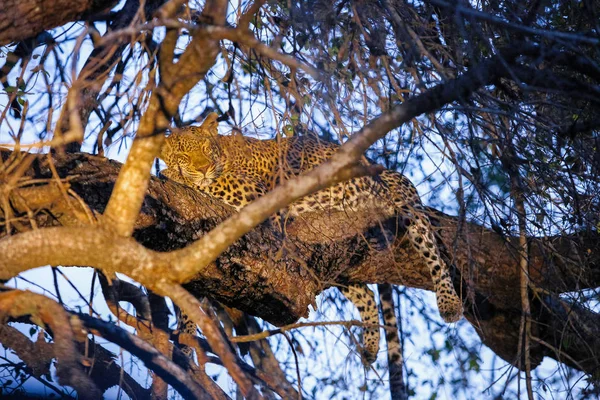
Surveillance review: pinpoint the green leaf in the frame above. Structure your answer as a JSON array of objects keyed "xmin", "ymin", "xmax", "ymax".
[
  {"xmin": 468, "ymin": 357, "xmax": 481, "ymax": 372},
  {"xmin": 427, "ymin": 348, "xmax": 440, "ymax": 362}
]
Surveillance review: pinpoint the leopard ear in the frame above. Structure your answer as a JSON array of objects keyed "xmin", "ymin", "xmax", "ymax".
[{"xmin": 200, "ymin": 112, "xmax": 219, "ymax": 135}]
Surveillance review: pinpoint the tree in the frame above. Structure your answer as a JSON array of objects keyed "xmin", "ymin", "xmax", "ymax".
[{"xmin": 0, "ymin": 0, "xmax": 599, "ymax": 398}]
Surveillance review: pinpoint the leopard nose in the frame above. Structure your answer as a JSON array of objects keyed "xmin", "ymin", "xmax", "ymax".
[{"xmin": 196, "ymin": 163, "xmax": 210, "ymax": 174}]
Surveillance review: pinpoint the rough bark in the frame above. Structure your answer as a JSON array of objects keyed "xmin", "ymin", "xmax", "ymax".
[
  {"xmin": 1, "ymin": 148, "xmax": 599, "ymax": 376},
  {"xmin": 0, "ymin": 0, "xmax": 118, "ymax": 45}
]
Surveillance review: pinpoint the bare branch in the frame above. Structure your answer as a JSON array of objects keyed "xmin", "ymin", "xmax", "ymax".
[
  {"xmin": 206, "ymin": 26, "xmax": 322, "ymax": 81},
  {"xmin": 77, "ymin": 313, "xmax": 212, "ymax": 399},
  {"xmin": 161, "ymin": 283, "xmax": 258, "ymax": 398},
  {"xmin": 0, "ymin": 290, "xmax": 101, "ymax": 399}
]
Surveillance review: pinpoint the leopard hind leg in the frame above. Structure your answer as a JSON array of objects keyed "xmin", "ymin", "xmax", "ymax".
[
  {"xmin": 403, "ymin": 210, "xmax": 463, "ymax": 322},
  {"xmin": 339, "ymin": 284, "xmax": 380, "ymax": 365},
  {"xmin": 379, "ymin": 171, "xmax": 463, "ymax": 322}
]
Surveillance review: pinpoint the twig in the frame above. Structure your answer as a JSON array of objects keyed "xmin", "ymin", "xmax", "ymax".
[
  {"xmin": 283, "ymin": 332, "xmax": 302, "ymax": 400},
  {"xmin": 238, "ymin": 0, "xmax": 266, "ymax": 30},
  {"xmin": 431, "ymin": 0, "xmax": 600, "ymax": 45},
  {"xmin": 0, "ymin": 129, "xmax": 86, "ymax": 149},
  {"xmin": 506, "ymin": 150, "xmax": 534, "ymax": 400},
  {"xmin": 230, "ymin": 319, "xmax": 390, "ymax": 343},
  {"xmin": 205, "ymin": 26, "xmax": 322, "ymax": 81}
]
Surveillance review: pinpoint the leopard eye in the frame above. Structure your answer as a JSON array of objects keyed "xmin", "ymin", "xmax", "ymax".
[{"xmin": 202, "ymin": 142, "xmax": 217, "ymax": 159}]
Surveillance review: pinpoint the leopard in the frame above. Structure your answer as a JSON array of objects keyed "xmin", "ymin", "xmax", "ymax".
[{"xmin": 160, "ymin": 112, "xmax": 464, "ymax": 364}]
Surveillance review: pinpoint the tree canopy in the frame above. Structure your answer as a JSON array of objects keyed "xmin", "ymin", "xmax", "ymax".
[{"xmin": 0, "ymin": 0, "xmax": 599, "ymax": 399}]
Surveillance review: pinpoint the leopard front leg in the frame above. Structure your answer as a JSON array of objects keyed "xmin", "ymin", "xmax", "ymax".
[{"xmin": 380, "ymin": 171, "xmax": 463, "ymax": 323}]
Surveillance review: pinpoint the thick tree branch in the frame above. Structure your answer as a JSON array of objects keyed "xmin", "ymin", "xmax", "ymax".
[{"xmin": 0, "ymin": 0, "xmax": 118, "ymax": 46}]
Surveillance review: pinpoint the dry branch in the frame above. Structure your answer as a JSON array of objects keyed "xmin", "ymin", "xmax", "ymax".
[
  {"xmin": 0, "ymin": 290, "xmax": 101, "ymax": 399},
  {"xmin": 0, "ymin": 321, "xmax": 150, "ymax": 398}
]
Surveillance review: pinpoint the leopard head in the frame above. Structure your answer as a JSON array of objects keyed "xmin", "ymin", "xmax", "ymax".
[{"xmin": 160, "ymin": 112, "xmax": 225, "ymax": 188}]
